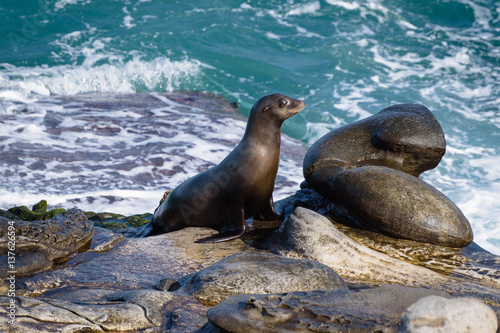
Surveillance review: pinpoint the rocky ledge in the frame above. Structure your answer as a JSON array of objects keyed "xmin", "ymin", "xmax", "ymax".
[
  {"xmin": 0, "ymin": 93, "xmax": 498, "ymax": 333},
  {"xmin": 0, "ymin": 193, "xmax": 499, "ymax": 332}
]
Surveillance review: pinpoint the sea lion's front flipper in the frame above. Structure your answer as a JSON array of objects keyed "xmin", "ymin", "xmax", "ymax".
[
  {"xmin": 253, "ymin": 197, "xmax": 282, "ymax": 221},
  {"xmin": 195, "ymin": 207, "xmax": 246, "ymax": 243},
  {"xmin": 195, "ymin": 225, "xmax": 246, "ymax": 243}
]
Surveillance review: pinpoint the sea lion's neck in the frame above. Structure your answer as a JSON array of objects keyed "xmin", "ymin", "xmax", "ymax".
[{"xmin": 242, "ymin": 114, "xmax": 282, "ymax": 148}]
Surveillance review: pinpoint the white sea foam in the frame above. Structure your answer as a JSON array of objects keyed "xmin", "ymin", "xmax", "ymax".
[
  {"xmin": 0, "ymin": 56, "xmax": 202, "ymax": 114},
  {"xmin": 55, "ymin": 0, "xmax": 91, "ymax": 11},
  {"xmin": 325, "ymin": 0, "xmax": 390, "ymax": 23},
  {"xmin": 324, "ymin": 0, "xmax": 360, "ymax": 11},
  {"xmin": 0, "ymin": 189, "xmax": 163, "ymax": 216},
  {"xmin": 286, "ymin": 1, "xmax": 321, "ymax": 16},
  {"xmin": 122, "ymin": 6, "xmax": 137, "ymax": 29},
  {"xmin": 332, "ymin": 81, "xmax": 376, "ymax": 119}
]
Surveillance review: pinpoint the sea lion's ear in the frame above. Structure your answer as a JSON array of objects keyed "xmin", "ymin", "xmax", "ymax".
[{"xmin": 262, "ymin": 105, "xmax": 270, "ymax": 113}]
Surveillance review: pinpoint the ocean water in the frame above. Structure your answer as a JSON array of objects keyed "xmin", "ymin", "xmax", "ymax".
[{"xmin": 0, "ymin": 0, "xmax": 499, "ymax": 254}]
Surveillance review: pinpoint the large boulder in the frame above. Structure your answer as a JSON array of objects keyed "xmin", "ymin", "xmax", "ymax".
[
  {"xmin": 182, "ymin": 251, "xmax": 348, "ymax": 305},
  {"xmin": 331, "ymin": 166, "xmax": 473, "ymax": 247},
  {"xmin": 301, "ymin": 104, "xmax": 473, "ymax": 248},
  {"xmin": 303, "ymin": 104, "xmax": 445, "ymax": 198}
]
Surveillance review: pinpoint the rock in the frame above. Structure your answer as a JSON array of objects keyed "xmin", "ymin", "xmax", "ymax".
[
  {"xmin": 207, "ymin": 285, "xmax": 451, "ymax": 333},
  {"xmin": 182, "ymin": 250, "xmax": 348, "ymax": 305},
  {"xmin": 300, "ymin": 104, "xmax": 467, "ymax": 248},
  {"xmin": 400, "ymin": 295, "xmax": 498, "ymax": 333},
  {"xmin": 0, "ymin": 209, "xmax": 93, "ymax": 278},
  {"xmin": 32, "ymin": 200, "xmax": 48, "ymax": 214},
  {"xmin": 89, "ymin": 226, "xmax": 124, "ymax": 253},
  {"xmin": 167, "ymin": 308, "xmax": 210, "ymax": 333},
  {"xmin": 303, "ymin": 104, "xmax": 445, "ymax": 199},
  {"xmin": 157, "ymin": 278, "xmax": 182, "ymax": 291},
  {"xmin": 331, "ymin": 166, "xmax": 473, "ymax": 247}
]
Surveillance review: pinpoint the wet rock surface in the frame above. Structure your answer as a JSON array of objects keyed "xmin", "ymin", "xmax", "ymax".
[
  {"xmin": 0, "ymin": 204, "xmax": 498, "ymax": 333},
  {"xmin": 15, "ymin": 227, "xmax": 249, "ymax": 298},
  {"xmin": 272, "ymin": 206, "xmax": 500, "ymax": 306},
  {"xmin": 1, "ymin": 198, "xmax": 497, "ymax": 332},
  {"xmin": 0, "ymin": 91, "xmax": 306, "ymax": 213},
  {"xmin": 207, "ymin": 285, "xmax": 451, "ymax": 333},
  {"xmin": 89, "ymin": 226, "xmax": 125, "ymax": 253},
  {"xmin": 274, "ymin": 206, "xmax": 450, "ymax": 286}
]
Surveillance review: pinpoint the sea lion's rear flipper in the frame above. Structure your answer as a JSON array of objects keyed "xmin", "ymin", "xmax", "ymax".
[
  {"xmin": 133, "ymin": 220, "xmax": 155, "ymax": 237},
  {"xmin": 253, "ymin": 197, "xmax": 282, "ymax": 221},
  {"xmin": 195, "ymin": 206, "xmax": 246, "ymax": 243},
  {"xmin": 195, "ymin": 225, "xmax": 246, "ymax": 243}
]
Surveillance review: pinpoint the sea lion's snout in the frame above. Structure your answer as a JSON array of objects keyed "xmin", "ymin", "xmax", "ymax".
[{"xmin": 281, "ymin": 97, "xmax": 305, "ymax": 121}]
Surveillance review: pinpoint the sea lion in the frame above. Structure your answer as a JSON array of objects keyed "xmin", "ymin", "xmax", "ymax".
[{"xmin": 135, "ymin": 93, "xmax": 305, "ymax": 243}]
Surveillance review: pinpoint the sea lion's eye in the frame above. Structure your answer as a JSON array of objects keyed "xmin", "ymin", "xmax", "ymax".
[{"xmin": 279, "ymin": 99, "xmax": 288, "ymax": 108}]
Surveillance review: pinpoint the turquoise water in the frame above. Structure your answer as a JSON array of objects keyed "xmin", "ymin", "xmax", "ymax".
[{"xmin": 1, "ymin": 0, "xmax": 499, "ymax": 253}]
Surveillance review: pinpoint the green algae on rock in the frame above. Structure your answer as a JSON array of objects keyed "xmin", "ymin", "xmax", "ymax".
[
  {"xmin": 3, "ymin": 200, "xmax": 66, "ymax": 222},
  {"xmin": 88, "ymin": 212, "xmax": 152, "ymax": 230}
]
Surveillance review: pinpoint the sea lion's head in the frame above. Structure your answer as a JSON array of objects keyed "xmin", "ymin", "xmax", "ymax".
[
  {"xmin": 242, "ymin": 93, "xmax": 305, "ymax": 142},
  {"xmin": 250, "ymin": 93, "xmax": 305, "ymax": 126}
]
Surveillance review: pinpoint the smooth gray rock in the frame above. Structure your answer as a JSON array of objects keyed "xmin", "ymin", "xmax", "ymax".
[
  {"xmin": 0, "ymin": 209, "xmax": 93, "ymax": 279},
  {"xmin": 331, "ymin": 166, "xmax": 473, "ymax": 247},
  {"xmin": 0, "ymin": 295, "xmax": 153, "ymax": 332},
  {"xmin": 207, "ymin": 285, "xmax": 451, "ymax": 333},
  {"xmin": 182, "ymin": 250, "xmax": 348, "ymax": 305},
  {"xmin": 400, "ymin": 295, "xmax": 498, "ymax": 333},
  {"xmin": 303, "ymin": 104, "xmax": 445, "ymax": 199}
]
